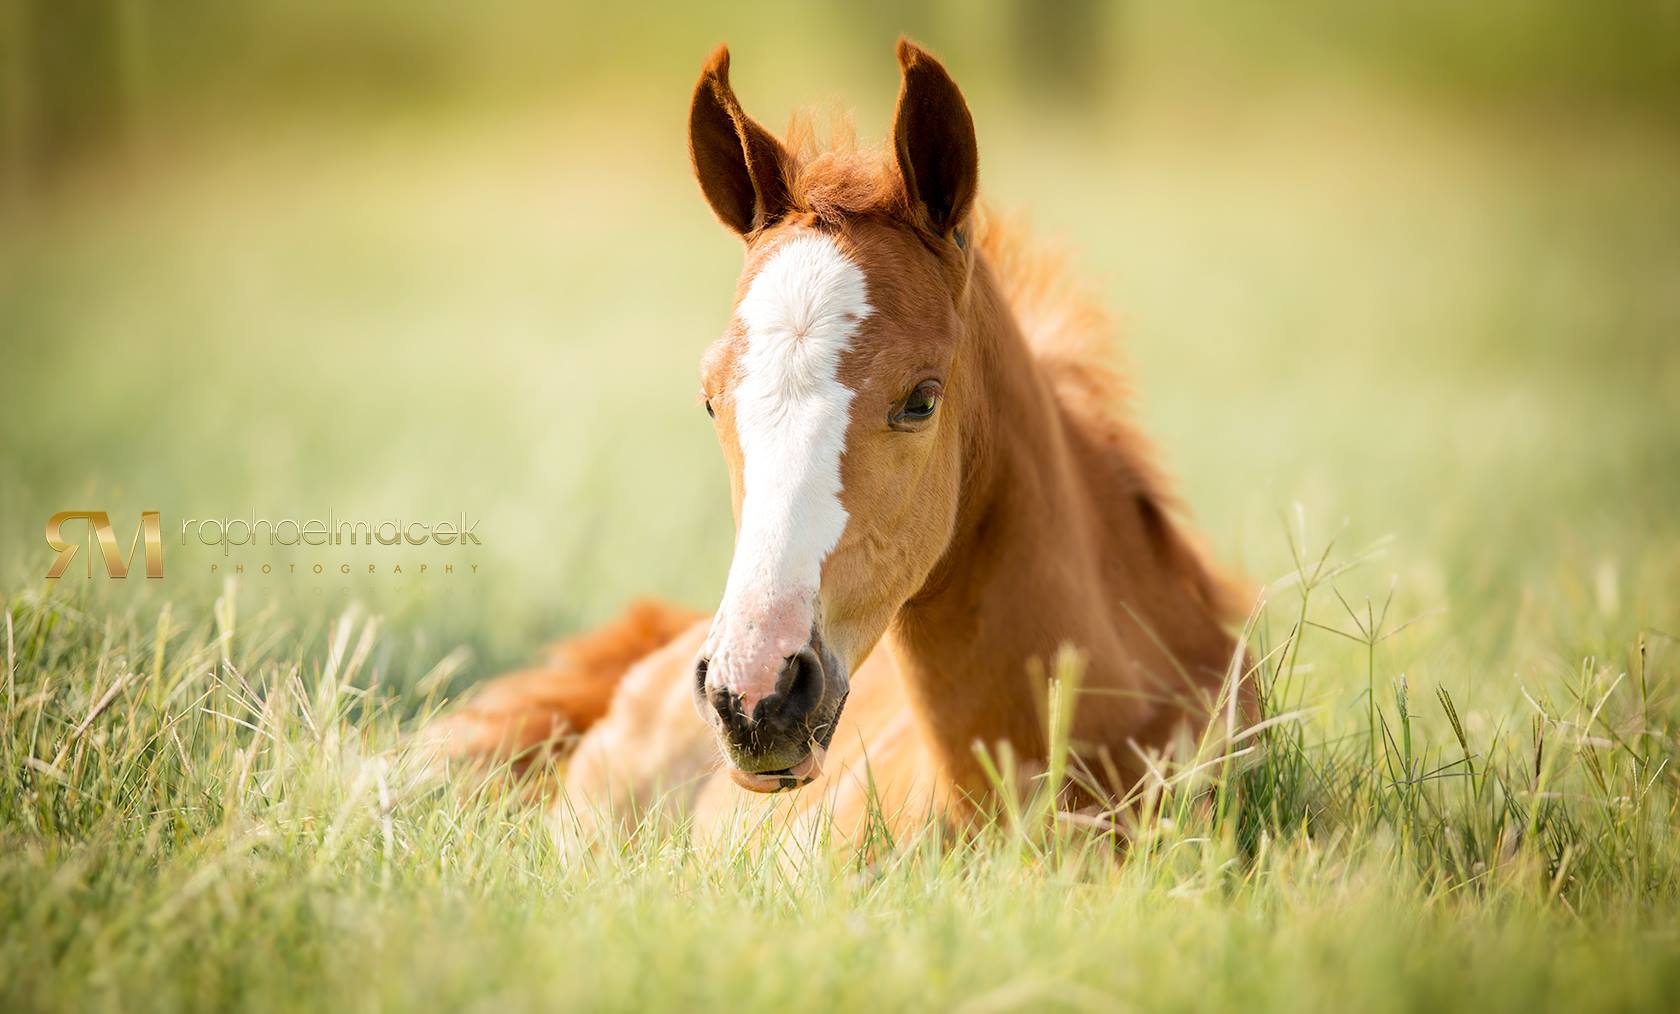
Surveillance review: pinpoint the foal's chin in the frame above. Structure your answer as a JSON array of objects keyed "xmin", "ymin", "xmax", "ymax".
[
  {"xmin": 713, "ymin": 687, "xmax": 850, "ymax": 794},
  {"xmin": 708, "ymin": 684, "xmax": 846, "ymax": 795},
  {"xmin": 725, "ymin": 745, "xmax": 828, "ymax": 793},
  {"xmin": 697, "ymin": 631, "xmax": 851, "ymax": 793}
]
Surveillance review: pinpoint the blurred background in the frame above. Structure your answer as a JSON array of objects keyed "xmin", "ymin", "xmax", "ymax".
[{"xmin": 2, "ymin": 1, "xmax": 1677, "ymax": 692}]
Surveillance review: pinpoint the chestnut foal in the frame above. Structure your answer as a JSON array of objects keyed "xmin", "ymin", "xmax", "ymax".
[{"xmin": 430, "ymin": 41, "xmax": 1245, "ymax": 847}]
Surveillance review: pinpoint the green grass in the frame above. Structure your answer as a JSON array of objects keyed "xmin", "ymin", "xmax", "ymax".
[
  {"xmin": 3, "ymin": 545, "xmax": 1677, "ymax": 1011},
  {"xmin": 5, "ymin": 16, "xmax": 1680, "ymax": 1010}
]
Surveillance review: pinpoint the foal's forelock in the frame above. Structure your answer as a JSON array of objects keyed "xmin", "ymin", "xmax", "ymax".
[{"xmin": 705, "ymin": 231, "xmax": 872, "ymax": 707}]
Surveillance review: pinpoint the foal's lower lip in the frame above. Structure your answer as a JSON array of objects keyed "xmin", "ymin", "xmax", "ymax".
[{"xmin": 727, "ymin": 747, "xmax": 825, "ymax": 793}]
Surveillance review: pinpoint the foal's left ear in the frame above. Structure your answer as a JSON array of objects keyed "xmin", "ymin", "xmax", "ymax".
[{"xmin": 891, "ymin": 39, "xmax": 979, "ymax": 242}]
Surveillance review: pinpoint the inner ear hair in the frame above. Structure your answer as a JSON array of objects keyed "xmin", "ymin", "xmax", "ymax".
[
  {"xmin": 892, "ymin": 38, "xmax": 979, "ymax": 240},
  {"xmin": 690, "ymin": 45, "xmax": 792, "ymax": 237}
]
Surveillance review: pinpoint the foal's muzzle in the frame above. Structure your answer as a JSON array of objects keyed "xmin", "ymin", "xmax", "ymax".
[{"xmin": 694, "ymin": 628, "xmax": 848, "ymax": 793}]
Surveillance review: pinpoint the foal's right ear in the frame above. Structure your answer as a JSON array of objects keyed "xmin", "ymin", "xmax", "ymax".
[{"xmin": 689, "ymin": 46, "xmax": 792, "ymax": 238}]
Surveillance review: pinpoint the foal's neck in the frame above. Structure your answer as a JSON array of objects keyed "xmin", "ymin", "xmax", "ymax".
[{"xmin": 885, "ymin": 258, "xmax": 1237, "ymax": 797}]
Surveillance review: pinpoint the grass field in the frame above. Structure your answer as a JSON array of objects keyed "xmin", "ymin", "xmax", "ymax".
[{"xmin": 4, "ymin": 5, "xmax": 1680, "ymax": 1011}]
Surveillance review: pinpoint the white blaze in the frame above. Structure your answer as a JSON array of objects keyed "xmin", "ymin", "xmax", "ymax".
[{"xmin": 706, "ymin": 232, "xmax": 871, "ymax": 706}]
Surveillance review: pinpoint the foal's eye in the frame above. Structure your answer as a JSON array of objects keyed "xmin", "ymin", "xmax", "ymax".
[
  {"xmin": 702, "ymin": 396, "xmax": 715, "ymax": 419},
  {"xmin": 892, "ymin": 381, "xmax": 942, "ymax": 428}
]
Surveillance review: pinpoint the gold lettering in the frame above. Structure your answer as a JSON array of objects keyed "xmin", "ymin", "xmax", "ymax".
[{"xmin": 45, "ymin": 511, "xmax": 163, "ymax": 579}]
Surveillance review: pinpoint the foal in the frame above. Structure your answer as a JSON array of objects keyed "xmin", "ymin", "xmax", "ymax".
[{"xmin": 431, "ymin": 40, "xmax": 1246, "ymax": 845}]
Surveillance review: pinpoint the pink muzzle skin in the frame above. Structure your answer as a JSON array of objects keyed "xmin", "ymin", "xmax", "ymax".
[{"xmin": 702, "ymin": 589, "xmax": 816, "ymax": 718}]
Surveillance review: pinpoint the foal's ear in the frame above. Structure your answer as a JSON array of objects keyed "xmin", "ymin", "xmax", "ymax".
[
  {"xmin": 891, "ymin": 39, "xmax": 979, "ymax": 241},
  {"xmin": 689, "ymin": 45, "xmax": 792, "ymax": 238}
]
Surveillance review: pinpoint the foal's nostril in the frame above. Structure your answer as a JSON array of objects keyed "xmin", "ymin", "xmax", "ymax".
[
  {"xmin": 757, "ymin": 648, "xmax": 823, "ymax": 724},
  {"xmin": 695, "ymin": 656, "xmax": 737, "ymax": 723}
]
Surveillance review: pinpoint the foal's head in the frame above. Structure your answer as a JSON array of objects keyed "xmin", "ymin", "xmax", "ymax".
[{"xmin": 688, "ymin": 41, "xmax": 982, "ymax": 791}]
